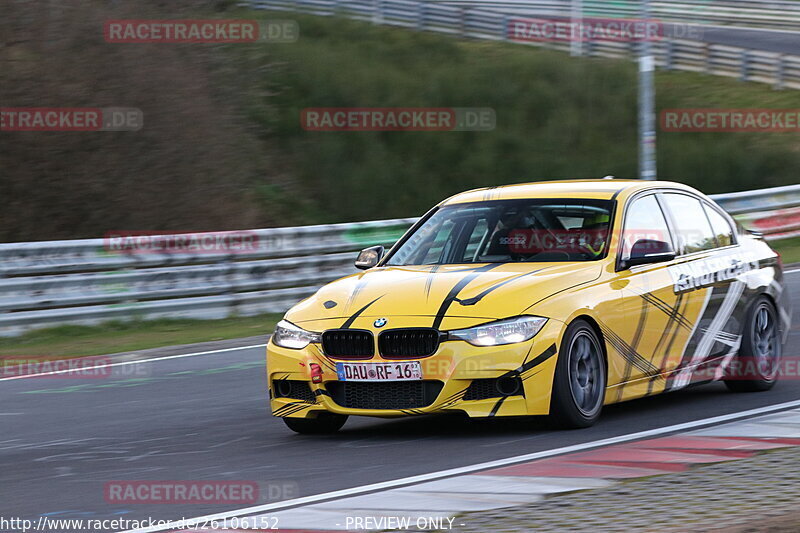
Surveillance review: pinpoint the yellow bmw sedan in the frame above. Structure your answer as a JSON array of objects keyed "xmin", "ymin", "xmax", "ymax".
[{"xmin": 267, "ymin": 180, "xmax": 791, "ymax": 433}]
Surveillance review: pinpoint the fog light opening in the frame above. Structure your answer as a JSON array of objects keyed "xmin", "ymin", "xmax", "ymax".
[
  {"xmin": 275, "ymin": 379, "xmax": 293, "ymax": 398},
  {"xmin": 496, "ymin": 376, "xmax": 521, "ymax": 396}
]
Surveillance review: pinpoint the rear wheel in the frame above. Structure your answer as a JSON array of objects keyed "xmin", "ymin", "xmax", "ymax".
[
  {"xmin": 725, "ymin": 296, "xmax": 781, "ymax": 393},
  {"xmin": 282, "ymin": 413, "xmax": 348, "ymax": 434},
  {"xmin": 549, "ymin": 320, "xmax": 607, "ymax": 429}
]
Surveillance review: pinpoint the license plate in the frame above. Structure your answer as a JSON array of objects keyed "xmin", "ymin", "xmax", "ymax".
[{"xmin": 336, "ymin": 361, "xmax": 422, "ymax": 382}]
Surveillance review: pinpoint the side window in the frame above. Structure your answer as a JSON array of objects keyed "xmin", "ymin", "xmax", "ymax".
[
  {"xmin": 662, "ymin": 193, "xmax": 717, "ymax": 254},
  {"xmin": 460, "ymin": 218, "xmax": 489, "ymax": 262},
  {"xmin": 418, "ymin": 219, "xmax": 455, "ymax": 264},
  {"xmin": 704, "ymin": 203, "xmax": 735, "ymax": 247},
  {"xmin": 621, "ymin": 194, "xmax": 673, "ymax": 261}
]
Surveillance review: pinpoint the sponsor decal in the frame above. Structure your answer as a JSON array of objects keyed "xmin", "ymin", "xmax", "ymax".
[
  {"xmin": 668, "ymin": 252, "xmax": 758, "ymax": 293},
  {"xmin": 504, "ymin": 228, "xmax": 607, "ymax": 256},
  {"xmin": 343, "ymin": 224, "xmax": 409, "ymax": 247},
  {"xmin": 749, "ymin": 207, "xmax": 800, "ymax": 235}
]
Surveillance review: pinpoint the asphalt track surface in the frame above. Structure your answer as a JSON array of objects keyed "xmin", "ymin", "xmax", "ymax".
[
  {"xmin": 697, "ymin": 25, "xmax": 800, "ymax": 55},
  {"xmin": 2, "ymin": 271, "xmax": 798, "ymax": 530}
]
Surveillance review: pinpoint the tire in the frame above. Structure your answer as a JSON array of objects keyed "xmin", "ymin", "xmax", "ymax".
[
  {"xmin": 724, "ymin": 296, "xmax": 781, "ymax": 393},
  {"xmin": 282, "ymin": 413, "xmax": 348, "ymax": 434},
  {"xmin": 549, "ymin": 319, "xmax": 607, "ymax": 429}
]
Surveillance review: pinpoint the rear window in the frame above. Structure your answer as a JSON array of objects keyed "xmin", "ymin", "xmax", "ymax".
[
  {"xmin": 704, "ymin": 203, "xmax": 736, "ymax": 248},
  {"xmin": 661, "ymin": 193, "xmax": 717, "ymax": 254}
]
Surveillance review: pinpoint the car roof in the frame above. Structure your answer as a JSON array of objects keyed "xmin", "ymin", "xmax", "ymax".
[{"xmin": 441, "ymin": 179, "xmax": 701, "ymax": 205}]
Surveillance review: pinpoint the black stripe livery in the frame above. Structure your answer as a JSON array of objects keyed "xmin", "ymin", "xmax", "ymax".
[
  {"xmin": 432, "ymin": 263, "xmax": 503, "ymax": 329},
  {"xmin": 341, "ymin": 296, "xmax": 383, "ymax": 329}
]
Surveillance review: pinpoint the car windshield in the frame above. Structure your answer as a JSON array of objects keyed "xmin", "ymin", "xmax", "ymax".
[{"xmin": 385, "ymin": 198, "xmax": 614, "ymax": 265}]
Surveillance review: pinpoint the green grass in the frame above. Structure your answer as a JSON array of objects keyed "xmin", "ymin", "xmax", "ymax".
[
  {"xmin": 4, "ymin": 4, "xmax": 799, "ymax": 239},
  {"xmin": 227, "ymin": 10, "xmax": 800, "ymax": 225},
  {"xmin": 773, "ymin": 237, "xmax": 800, "ymax": 265},
  {"xmin": 0, "ymin": 314, "xmax": 281, "ymax": 358}
]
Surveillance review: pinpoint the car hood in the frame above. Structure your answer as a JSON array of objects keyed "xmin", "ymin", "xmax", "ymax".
[{"xmin": 286, "ymin": 262, "xmax": 602, "ymax": 329}]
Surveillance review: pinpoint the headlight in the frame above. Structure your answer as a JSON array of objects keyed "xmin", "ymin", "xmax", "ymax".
[
  {"xmin": 448, "ymin": 316, "xmax": 547, "ymax": 346},
  {"xmin": 272, "ymin": 319, "xmax": 320, "ymax": 349}
]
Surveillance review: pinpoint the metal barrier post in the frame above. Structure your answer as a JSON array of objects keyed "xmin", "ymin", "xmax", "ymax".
[
  {"xmin": 775, "ymin": 54, "xmax": 786, "ymax": 89},
  {"xmin": 665, "ymin": 39, "xmax": 674, "ymax": 70},
  {"xmin": 741, "ymin": 49, "xmax": 751, "ymax": 82}
]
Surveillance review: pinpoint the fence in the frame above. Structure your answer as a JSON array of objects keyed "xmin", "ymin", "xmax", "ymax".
[
  {"xmin": 0, "ymin": 219, "xmax": 415, "ymax": 337},
  {"xmin": 247, "ymin": 0, "xmax": 800, "ymax": 89},
  {"xmin": 434, "ymin": 1, "xmax": 800, "ymax": 31},
  {"xmin": 712, "ymin": 184, "xmax": 800, "ymax": 241},
  {"xmin": 0, "ymin": 185, "xmax": 798, "ymax": 336}
]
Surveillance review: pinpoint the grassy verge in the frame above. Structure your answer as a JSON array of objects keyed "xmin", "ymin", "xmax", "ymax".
[
  {"xmin": 4, "ymin": 4, "xmax": 800, "ymax": 239},
  {"xmin": 230, "ymin": 10, "xmax": 800, "ymax": 225},
  {"xmin": 0, "ymin": 314, "xmax": 281, "ymax": 358},
  {"xmin": 773, "ymin": 236, "xmax": 800, "ymax": 265}
]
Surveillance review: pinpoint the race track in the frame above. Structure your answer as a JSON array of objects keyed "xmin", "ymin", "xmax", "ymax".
[
  {"xmin": 1, "ymin": 270, "xmax": 798, "ymax": 530},
  {"xmin": 697, "ymin": 25, "xmax": 800, "ymax": 55}
]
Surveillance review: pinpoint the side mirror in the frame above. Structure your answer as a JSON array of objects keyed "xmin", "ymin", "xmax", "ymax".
[
  {"xmin": 620, "ymin": 239, "xmax": 676, "ymax": 270},
  {"xmin": 355, "ymin": 245, "xmax": 384, "ymax": 270}
]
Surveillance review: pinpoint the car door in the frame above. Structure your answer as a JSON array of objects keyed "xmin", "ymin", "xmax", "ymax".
[
  {"xmin": 608, "ymin": 192, "xmax": 688, "ymax": 401},
  {"xmin": 659, "ymin": 192, "xmax": 741, "ymax": 390}
]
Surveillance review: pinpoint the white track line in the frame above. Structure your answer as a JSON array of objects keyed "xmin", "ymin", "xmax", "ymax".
[
  {"xmin": 122, "ymin": 398, "xmax": 800, "ymax": 533},
  {"xmin": 0, "ymin": 344, "xmax": 267, "ymax": 382},
  {"xmin": 786, "ymin": 268, "xmax": 800, "ymax": 275}
]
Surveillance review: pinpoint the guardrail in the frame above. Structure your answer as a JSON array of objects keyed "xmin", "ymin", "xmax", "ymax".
[
  {"xmin": 714, "ymin": 184, "xmax": 800, "ymax": 241},
  {"xmin": 247, "ymin": 0, "xmax": 800, "ymax": 89},
  {"xmin": 0, "ymin": 219, "xmax": 416, "ymax": 337},
  {"xmin": 0, "ymin": 186, "xmax": 797, "ymax": 336},
  {"xmin": 435, "ymin": 1, "xmax": 800, "ymax": 31}
]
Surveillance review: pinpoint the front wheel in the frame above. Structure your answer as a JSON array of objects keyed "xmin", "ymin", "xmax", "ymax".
[
  {"xmin": 725, "ymin": 296, "xmax": 781, "ymax": 393},
  {"xmin": 549, "ymin": 320, "xmax": 607, "ymax": 429},
  {"xmin": 282, "ymin": 413, "xmax": 348, "ymax": 434}
]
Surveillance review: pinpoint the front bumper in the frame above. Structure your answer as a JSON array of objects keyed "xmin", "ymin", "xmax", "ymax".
[{"xmin": 266, "ymin": 318, "xmax": 563, "ymax": 419}]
